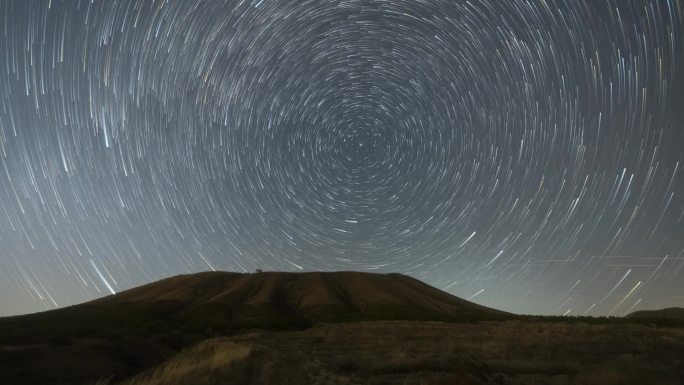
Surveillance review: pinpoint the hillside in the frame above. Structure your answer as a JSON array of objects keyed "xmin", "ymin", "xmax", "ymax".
[
  {"xmin": 0, "ymin": 271, "xmax": 510, "ymax": 345},
  {"xmin": 114, "ymin": 321, "xmax": 684, "ymax": 385},
  {"xmin": 626, "ymin": 307, "xmax": 684, "ymax": 322},
  {"xmin": 0, "ymin": 271, "xmax": 511, "ymax": 385},
  {"xmin": 1, "ymin": 271, "xmax": 683, "ymax": 385},
  {"xmin": 88, "ymin": 271, "xmax": 509, "ymax": 321}
]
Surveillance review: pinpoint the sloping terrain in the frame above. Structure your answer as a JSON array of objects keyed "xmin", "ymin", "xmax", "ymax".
[
  {"xmin": 88, "ymin": 271, "xmax": 509, "ymax": 321},
  {"xmin": 0, "ymin": 271, "xmax": 510, "ymax": 385},
  {"xmin": 2, "ymin": 271, "xmax": 681, "ymax": 385},
  {"xmin": 111, "ymin": 321, "xmax": 684, "ymax": 385},
  {"xmin": 0, "ymin": 271, "xmax": 511, "ymax": 346},
  {"xmin": 626, "ymin": 307, "xmax": 684, "ymax": 322}
]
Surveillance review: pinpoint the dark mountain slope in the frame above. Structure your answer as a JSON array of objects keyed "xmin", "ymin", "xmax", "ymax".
[
  {"xmin": 88, "ymin": 271, "xmax": 507, "ymax": 319},
  {"xmin": 0, "ymin": 271, "xmax": 511, "ymax": 345}
]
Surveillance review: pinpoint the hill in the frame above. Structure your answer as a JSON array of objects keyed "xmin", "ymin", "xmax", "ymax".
[
  {"xmin": 1, "ymin": 271, "xmax": 683, "ymax": 385},
  {"xmin": 0, "ymin": 271, "xmax": 511, "ymax": 385},
  {"xmin": 0, "ymin": 271, "xmax": 510, "ymax": 345},
  {"xmin": 88, "ymin": 271, "xmax": 509, "ymax": 321},
  {"xmin": 626, "ymin": 307, "xmax": 684, "ymax": 322}
]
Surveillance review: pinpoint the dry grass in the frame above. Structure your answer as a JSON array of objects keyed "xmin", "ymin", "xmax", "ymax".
[
  {"xmin": 109, "ymin": 339, "xmax": 251, "ymax": 385},
  {"xmin": 85, "ymin": 320, "xmax": 684, "ymax": 385}
]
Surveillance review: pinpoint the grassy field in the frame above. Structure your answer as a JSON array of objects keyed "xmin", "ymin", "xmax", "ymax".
[{"xmin": 89, "ymin": 320, "xmax": 684, "ymax": 385}]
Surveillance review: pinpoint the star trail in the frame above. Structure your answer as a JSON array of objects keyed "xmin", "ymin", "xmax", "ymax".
[{"xmin": 0, "ymin": 0, "xmax": 683, "ymax": 317}]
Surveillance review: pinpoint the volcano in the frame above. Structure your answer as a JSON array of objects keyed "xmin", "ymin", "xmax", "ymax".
[
  {"xmin": 84, "ymin": 271, "xmax": 510, "ymax": 330},
  {"xmin": 0, "ymin": 271, "xmax": 510, "ymax": 346}
]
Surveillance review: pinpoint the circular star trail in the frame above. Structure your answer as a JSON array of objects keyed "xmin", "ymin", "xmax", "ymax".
[{"xmin": 0, "ymin": 0, "xmax": 683, "ymax": 316}]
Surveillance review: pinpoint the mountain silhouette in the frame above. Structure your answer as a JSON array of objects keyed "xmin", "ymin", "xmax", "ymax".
[
  {"xmin": 0, "ymin": 271, "xmax": 510, "ymax": 346},
  {"xmin": 86, "ymin": 271, "xmax": 510, "ymax": 326}
]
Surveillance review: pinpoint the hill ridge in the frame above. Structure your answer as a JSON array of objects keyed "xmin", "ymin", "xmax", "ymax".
[
  {"xmin": 86, "ymin": 271, "xmax": 507, "ymax": 320},
  {"xmin": 626, "ymin": 307, "xmax": 684, "ymax": 321},
  {"xmin": 0, "ymin": 270, "xmax": 511, "ymax": 349}
]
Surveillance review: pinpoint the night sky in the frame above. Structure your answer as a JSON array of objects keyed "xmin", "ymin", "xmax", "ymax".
[{"xmin": 0, "ymin": 0, "xmax": 683, "ymax": 317}]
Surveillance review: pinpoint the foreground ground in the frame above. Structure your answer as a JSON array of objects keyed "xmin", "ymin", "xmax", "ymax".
[{"xmin": 78, "ymin": 320, "xmax": 684, "ymax": 385}]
